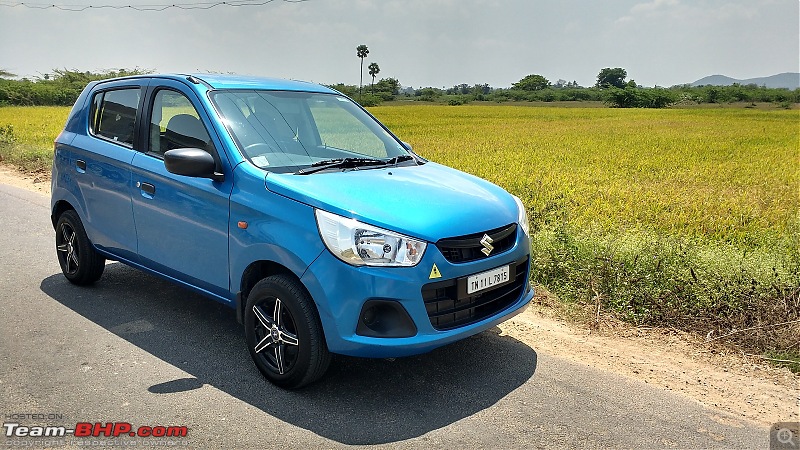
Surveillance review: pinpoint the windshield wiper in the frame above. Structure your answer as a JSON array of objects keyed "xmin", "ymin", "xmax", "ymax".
[
  {"xmin": 295, "ymin": 157, "xmax": 388, "ymax": 175},
  {"xmin": 386, "ymin": 154, "xmax": 415, "ymax": 165}
]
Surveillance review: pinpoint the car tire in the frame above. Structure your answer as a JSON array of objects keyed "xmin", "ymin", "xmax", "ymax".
[
  {"xmin": 55, "ymin": 210, "xmax": 105, "ymax": 285},
  {"xmin": 244, "ymin": 275, "xmax": 331, "ymax": 389}
]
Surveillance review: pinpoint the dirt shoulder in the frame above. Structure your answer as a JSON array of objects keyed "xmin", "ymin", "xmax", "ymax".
[
  {"xmin": 0, "ymin": 163, "xmax": 51, "ymax": 195},
  {"xmin": 3, "ymin": 162, "xmax": 797, "ymax": 428}
]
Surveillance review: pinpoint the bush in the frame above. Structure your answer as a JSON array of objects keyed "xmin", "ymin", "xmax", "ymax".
[
  {"xmin": 0, "ymin": 123, "xmax": 16, "ymax": 145},
  {"xmin": 416, "ymin": 87, "xmax": 442, "ymax": 102},
  {"xmin": 447, "ymin": 96, "xmax": 470, "ymax": 106},
  {"xmin": 355, "ymin": 94, "xmax": 382, "ymax": 107},
  {"xmin": 605, "ymin": 87, "xmax": 676, "ymax": 108},
  {"xmin": 530, "ymin": 222, "xmax": 800, "ymax": 353},
  {"xmin": 327, "ymin": 83, "xmax": 358, "ymax": 98}
]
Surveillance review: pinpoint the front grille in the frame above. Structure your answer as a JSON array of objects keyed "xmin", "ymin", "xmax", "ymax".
[
  {"xmin": 436, "ymin": 224, "xmax": 517, "ymax": 264},
  {"xmin": 422, "ymin": 257, "xmax": 529, "ymax": 331}
]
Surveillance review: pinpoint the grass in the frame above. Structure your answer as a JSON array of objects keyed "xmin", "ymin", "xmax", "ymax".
[
  {"xmin": 0, "ymin": 106, "xmax": 68, "ymax": 171},
  {"xmin": 765, "ymin": 350, "xmax": 800, "ymax": 373},
  {"xmin": 1, "ymin": 103, "xmax": 798, "ymax": 368}
]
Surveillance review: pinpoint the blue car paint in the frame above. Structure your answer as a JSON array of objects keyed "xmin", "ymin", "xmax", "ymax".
[
  {"xmin": 51, "ymin": 73, "xmax": 534, "ymax": 359},
  {"xmin": 264, "ymin": 162, "xmax": 519, "ymax": 242},
  {"xmin": 227, "ymin": 162, "xmax": 328, "ymax": 299},
  {"xmin": 301, "ymin": 232, "xmax": 531, "ymax": 357},
  {"xmin": 130, "ymin": 152, "xmax": 234, "ymax": 298}
]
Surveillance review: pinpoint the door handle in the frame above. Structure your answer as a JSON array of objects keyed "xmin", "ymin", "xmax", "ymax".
[
  {"xmin": 140, "ymin": 182, "xmax": 156, "ymax": 195},
  {"xmin": 76, "ymin": 160, "xmax": 86, "ymax": 172}
]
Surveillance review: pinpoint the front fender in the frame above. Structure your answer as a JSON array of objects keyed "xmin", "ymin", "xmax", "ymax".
[{"xmin": 228, "ymin": 163, "xmax": 327, "ymax": 295}]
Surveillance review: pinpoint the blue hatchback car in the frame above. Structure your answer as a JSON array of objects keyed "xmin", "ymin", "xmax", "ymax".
[{"xmin": 51, "ymin": 74, "xmax": 534, "ymax": 388}]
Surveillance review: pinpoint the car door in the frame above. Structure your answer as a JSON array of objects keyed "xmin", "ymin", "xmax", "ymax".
[
  {"xmin": 130, "ymin": 80, "xmax": 233, "ymax": 298},
  {"xmin": 66, "ymin": 81, "xmax": 145, "ymax": 261}
]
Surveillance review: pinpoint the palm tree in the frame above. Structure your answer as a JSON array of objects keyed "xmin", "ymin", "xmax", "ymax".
[
  {"xmin": 368, "ymin": 63, "xmax": 380, "ymax": 93},
  {"xmin": 356, "ymin": 44, "xmax": 369, "ymax": 100}
]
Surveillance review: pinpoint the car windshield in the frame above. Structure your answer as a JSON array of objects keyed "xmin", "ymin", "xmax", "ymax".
[{"xmin": 210, "ymin": 90, "xmax": 409, "ymax": 173}]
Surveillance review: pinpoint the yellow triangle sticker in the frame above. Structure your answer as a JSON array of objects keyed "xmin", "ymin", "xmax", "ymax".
[{"xmin": 429, "ymin": 263, "xmax": 442, "ymax": 279}]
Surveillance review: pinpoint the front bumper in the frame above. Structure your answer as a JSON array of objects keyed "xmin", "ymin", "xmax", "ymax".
[{"xmin": 300, "ymin": 230, "xmax": 533, "ymax": 358}]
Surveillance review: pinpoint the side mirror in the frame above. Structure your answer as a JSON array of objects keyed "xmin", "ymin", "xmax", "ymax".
[
  {"xmin": 401, "ymin": 141, "xmax": 413, "ymax": 151},
  {"xmin": 164, "ymin": 148, "xmax": 223, "ymax": 181}
]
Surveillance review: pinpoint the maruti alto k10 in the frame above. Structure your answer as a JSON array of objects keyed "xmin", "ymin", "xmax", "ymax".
[{"xmin": 51, "ymin": 74, "xmax": 534, "ymax": 388}]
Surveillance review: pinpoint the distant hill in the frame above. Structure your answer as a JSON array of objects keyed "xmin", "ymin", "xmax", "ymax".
[{"xmin": 691, "ymin": 72, "xmax": 800, "ymax": 89}]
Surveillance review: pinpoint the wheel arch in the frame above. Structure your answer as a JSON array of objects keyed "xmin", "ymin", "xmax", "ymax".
[
  {"xmin": 236, "ymin": 260, "xmax": 311, "ymax": 325},
  {"xmin": 51, "ymin": 200, "xmax": 76, "ymax": 229}
]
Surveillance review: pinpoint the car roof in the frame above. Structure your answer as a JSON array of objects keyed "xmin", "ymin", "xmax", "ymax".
[
  {"xmin": 98, "ymin": 73, "xmax": 338, "ymax": 94},
  {"xmin": 163, "ymin": 73, "xmax": 339, "ymax": 94}
]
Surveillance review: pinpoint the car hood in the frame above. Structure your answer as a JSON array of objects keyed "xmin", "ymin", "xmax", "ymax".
[{"xmin": 264, "ymin": 162, "xmax": 518, "ymax": 242}]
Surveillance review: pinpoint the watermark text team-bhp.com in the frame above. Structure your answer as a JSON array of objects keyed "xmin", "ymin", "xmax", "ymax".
[{"xmin": 3, "ymin": 414, "xmax": 189, "ymax": 447}]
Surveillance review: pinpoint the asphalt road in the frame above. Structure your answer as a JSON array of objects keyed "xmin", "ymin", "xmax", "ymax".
[{"xmin": 0, "ymin": 182, "xmax": 772, "ymax": 449}]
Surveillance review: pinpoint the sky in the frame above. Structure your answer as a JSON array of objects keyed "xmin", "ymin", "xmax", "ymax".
[{"xmin": 0, "ymin": 0, "xmax": 798, "ymax": 89}]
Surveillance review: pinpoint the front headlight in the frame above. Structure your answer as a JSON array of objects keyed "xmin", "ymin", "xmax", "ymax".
[
  {"xmin": 512, "ymin": 195, "xmax": 530, "ymax": 236},
  {"xmin": 315, "ymin": 210, "xmax": 427, "ymax": 267}
]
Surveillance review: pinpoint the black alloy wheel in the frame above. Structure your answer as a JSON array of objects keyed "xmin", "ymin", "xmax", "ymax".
[
  {"xmin": 252, "ymin": 296, "xmax": 301, "ymax": 375},
  {"xmin": 244, "ymin": 275, "xmax": 330, "ymax": 389},
  {"xmin": 55, "ymin": 210, "xmax": 105, "ymax": 285}
]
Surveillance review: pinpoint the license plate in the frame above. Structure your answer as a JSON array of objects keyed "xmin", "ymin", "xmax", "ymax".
[{"xmin": 467, "ymin": 265, "xmax": 511, "ymax": 295}]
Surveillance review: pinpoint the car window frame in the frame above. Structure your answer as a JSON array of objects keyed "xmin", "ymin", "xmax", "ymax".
[
  {"xmin": 88, "ymin": 85, "xmax": 146, "ymax": 149},
  {"xmin": 145, "ymin": 87, "xmax": 219, "ymax": 159},
  {"xmin": 138, "ymin": 81, "xmax": 227, "ymax": 175}
]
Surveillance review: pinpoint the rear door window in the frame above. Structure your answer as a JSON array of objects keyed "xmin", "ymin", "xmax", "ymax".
[{"xmin": 90, "ymin": 88, "xmax": 140, "ymax": 147}]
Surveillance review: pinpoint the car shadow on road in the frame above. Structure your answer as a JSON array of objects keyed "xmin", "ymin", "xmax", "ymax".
[{"xmin": 40, "ymin": 263, "xmax": 537, "ymax": 445}]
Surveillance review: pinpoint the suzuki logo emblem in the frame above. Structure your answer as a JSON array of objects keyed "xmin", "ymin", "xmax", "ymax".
[{"xmin": 480, "ymin": 234, "xmax": 494, "ymax": 256}]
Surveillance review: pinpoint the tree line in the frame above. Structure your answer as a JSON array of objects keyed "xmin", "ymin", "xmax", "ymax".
[
  {"xmin": 425, "ymin": 83, "xmax": 800, "ymax": 107},
  {"xmin": 0, "ymin": 69, "xmax": 149, "ymax": 106},
  {"xmin": 0, "ymin": 67, "xmax": 797, "ymax": 108},
  {"xmin": 406, "ymin": 68, "xmax": 799, "ymax": 108}
]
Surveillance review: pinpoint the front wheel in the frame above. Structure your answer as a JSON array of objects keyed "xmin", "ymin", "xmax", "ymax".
[
  {"xmin": 244, "ymin": 275, "xmax": 330, "ymax": 389},
  {"xmin": 55, "ymin": 210, "xmax": 105, "ymax": 285}
]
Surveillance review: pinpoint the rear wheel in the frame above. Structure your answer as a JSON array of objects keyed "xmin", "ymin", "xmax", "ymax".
[
  {"xmin": 55, "ymin": 210, "xmax": 105, "ymax": 285},
  {"xmin": 244, "ymin": 275, "xmax": 330, "ymax": 389}
]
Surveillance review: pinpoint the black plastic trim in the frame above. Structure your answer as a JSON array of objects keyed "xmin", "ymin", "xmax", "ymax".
[
  {"xmin": 436, "ymin": 224, "xmax": 517, "ymax": 264},
  {"xmin": 422, "ymin": 256, "xmax": 529, "ymax": 330},
  {"xmin": 356, "ymin": 299, "xmax": 417, "ymax": 338}
]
